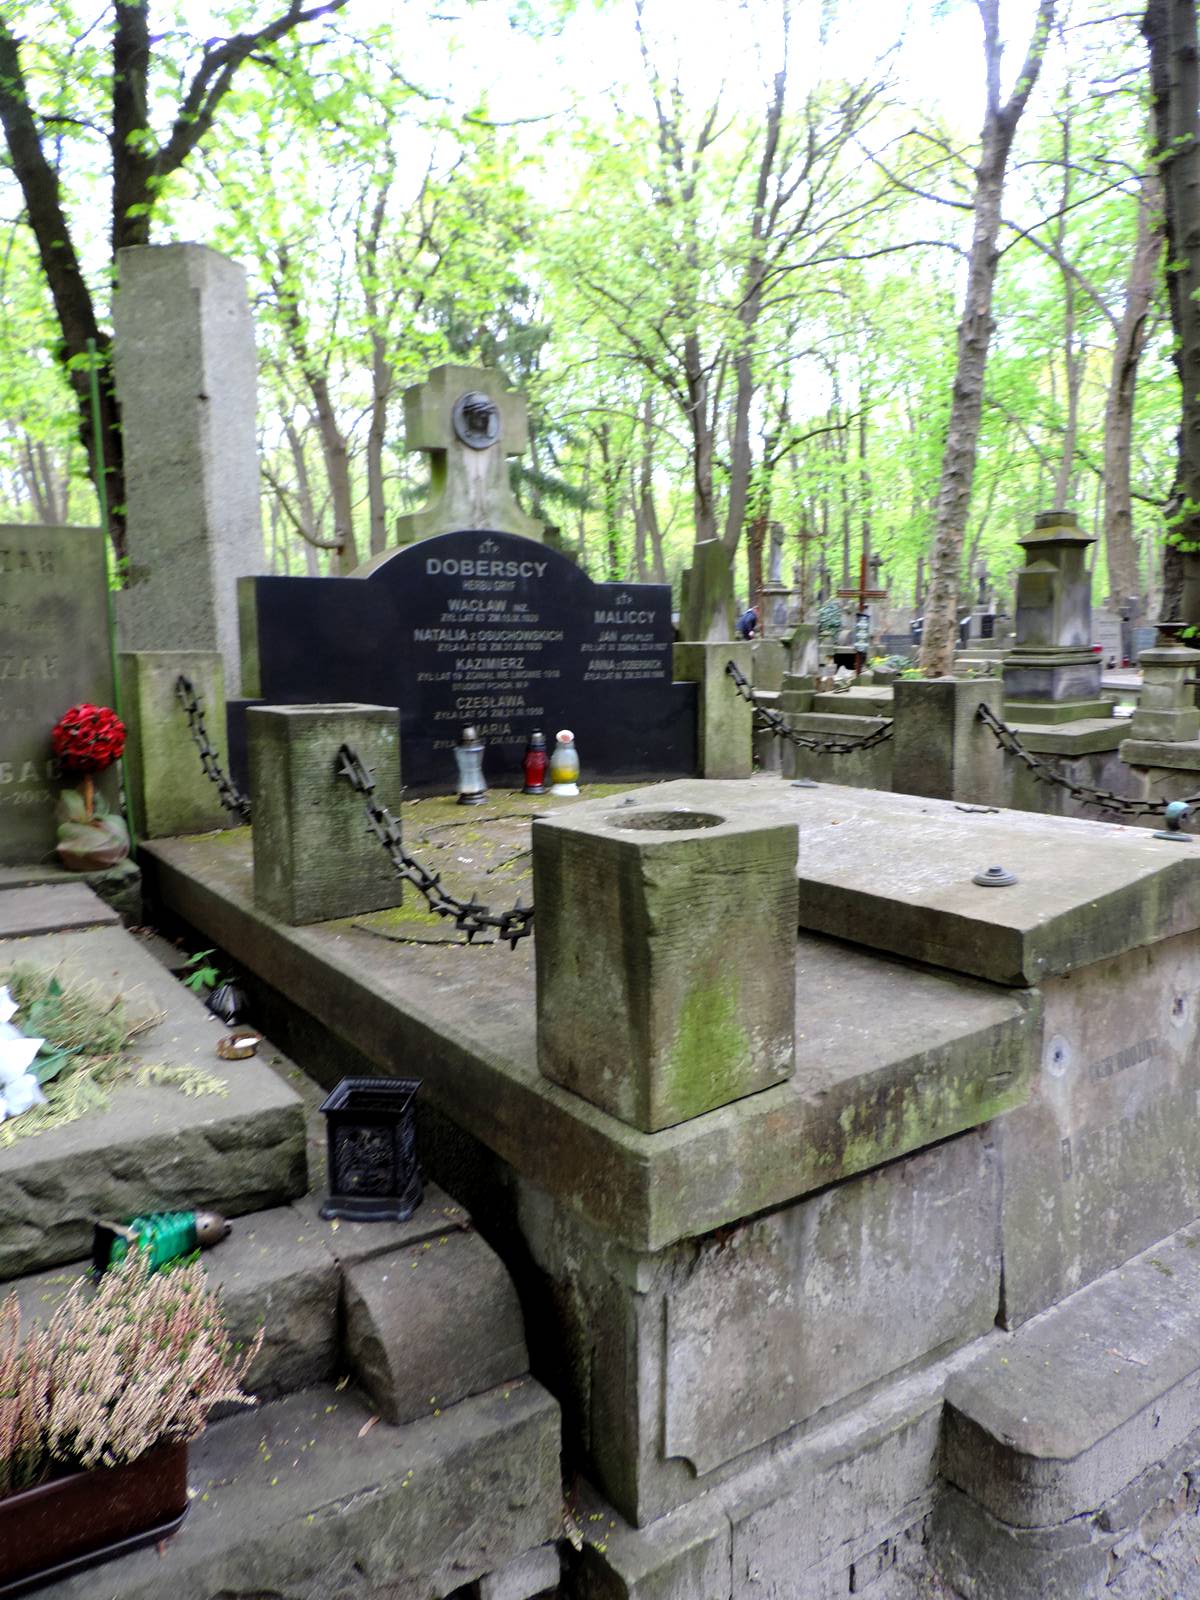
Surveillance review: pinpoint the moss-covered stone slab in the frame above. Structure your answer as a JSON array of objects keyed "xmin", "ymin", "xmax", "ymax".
[
  {"xmin": 632, "ymin": 776, "xmax": 1200, "ymax": 985},
  {"xmin": 142, "ymin": 821, "xmax": 1033, "ymax": 1252},
  {"xmin": 0, "ymin": 923, "xmax": 306, "ymax": 1277}
]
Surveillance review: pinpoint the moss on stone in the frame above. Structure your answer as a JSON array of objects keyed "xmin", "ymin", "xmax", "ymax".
[{"xmin": 667, "ymin": 974, "xmax": 751, "ymax": 1114}]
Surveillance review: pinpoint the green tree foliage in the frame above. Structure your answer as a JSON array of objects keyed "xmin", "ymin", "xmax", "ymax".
[{"xmin": 0, "ymin": 0, "xmax": 1183, "ymax": 633}]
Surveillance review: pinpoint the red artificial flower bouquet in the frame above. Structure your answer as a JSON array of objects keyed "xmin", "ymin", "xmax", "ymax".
[{"xmin": 50, "ymin": 704, "xmax": 130, "ymax": 871}]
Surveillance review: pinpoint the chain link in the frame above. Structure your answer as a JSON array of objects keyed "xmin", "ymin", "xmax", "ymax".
[
  {"xmin": 335, "ymin": 745, "xmax": 534, "ymax": 948},
  {"xmin": 975, "ymin": 703, "xmax": 1197, "ymax": 820},
  {"xmin": 726, "ymin": 659, "xmax": 895, "ymax": 754},
  {"xmin": 175, "ymin": 675, "xmax": 253, "ymax": 823}
]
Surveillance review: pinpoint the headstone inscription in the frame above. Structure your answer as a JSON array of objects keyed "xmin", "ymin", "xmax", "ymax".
[
  {"xmin": 0, "ymin": 525, "xmax": 115, "ymax": 864},
  {"xmin": 237, "ymin": 529, "xmax": 697, "ymax": 791}
]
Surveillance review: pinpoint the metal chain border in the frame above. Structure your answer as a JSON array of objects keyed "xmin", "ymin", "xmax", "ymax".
[
  {"xmin": 975, "ymin": 702, "xmax": 1195, "ymax": 820},
  {"xmin": 334, "ymin": 744, "xmax": 534, "ymax": 948},
  {"xmin": 175, "ymin": 675, "xmax": 253, "ymax": 823},
  {"xmin": 726, "ymin": 659, "xmax": 894, "ymax": 754}
]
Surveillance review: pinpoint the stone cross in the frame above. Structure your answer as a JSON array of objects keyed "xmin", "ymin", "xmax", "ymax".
[
  {"xmin": 767, "ymin": 525, "xmax": 785, "ymax": 586},
  {"xmin": 384, "ymin": 364, "xmax": 544, "ymax": 559}
]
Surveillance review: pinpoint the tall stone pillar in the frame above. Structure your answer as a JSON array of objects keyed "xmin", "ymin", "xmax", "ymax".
[
  {"xmin": 113, "ymin": 243, "xmax": 265, "ymax": 696},
  {"xmin": 1001, "ymin": 510, "xmax": 1111, "ymax": 722}
]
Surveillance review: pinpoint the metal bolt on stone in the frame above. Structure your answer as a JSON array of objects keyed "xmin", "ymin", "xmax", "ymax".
[
  {"xmin": 1154, "ymin": 801, "xmax": 1194, "ymax": 844},
  {"xmin": 973, "ymin": 865, "xmax": 1018, "ymax": 887}
]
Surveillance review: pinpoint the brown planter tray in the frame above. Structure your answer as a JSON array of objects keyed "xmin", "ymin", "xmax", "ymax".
[{"xmin": 0, "ymin": 1439, "xmax": 189, "ymax": 1597}]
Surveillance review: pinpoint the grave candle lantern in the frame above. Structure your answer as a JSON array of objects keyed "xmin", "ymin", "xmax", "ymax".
[
  {"xmin": 318, "ymin": 1076, "xmax": 423, "ymax": 1222},
  {"xmin": 454, "ymin": 725, "xmax": 488, "ymax": 805},
  {"xmin": 523, "ymin": 730, "xmax": 548, "ymax": 795},
  {"xmin": 548, "ymin": 729, "xmax": 580, "ymax": 796}
]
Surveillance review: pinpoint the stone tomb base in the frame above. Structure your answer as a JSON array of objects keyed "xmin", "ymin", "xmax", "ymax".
[{"xmin": 142, "ymin": 778, "xmax": 1200, "ymax": 1597}]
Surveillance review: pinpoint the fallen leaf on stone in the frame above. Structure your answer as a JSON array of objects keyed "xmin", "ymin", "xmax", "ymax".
[{"xmin": 358, "ymin": 1415, "xmax": 379, "ymax": 1438}]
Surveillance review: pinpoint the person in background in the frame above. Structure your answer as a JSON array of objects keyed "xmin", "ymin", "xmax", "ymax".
[{"xmin": 737, "ymin": 604, "xmax": 759, "ymax": 639}]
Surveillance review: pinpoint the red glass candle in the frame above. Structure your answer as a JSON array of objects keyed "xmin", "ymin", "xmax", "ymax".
[{"xmin": 523, "ymin": 730, "xmax": 548, "ymax": 794}]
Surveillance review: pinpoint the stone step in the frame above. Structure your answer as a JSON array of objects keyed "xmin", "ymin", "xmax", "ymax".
[
  {"xmin": 0, "ymin": 921, "xmax": 307, "ymax": 1277},
  {"xmin": 0, "ymin": 880, "xmax": 118, "ymax": 937},
  {"xmin": 7, "ymin": 1183, "xmax": 494, "ymax": 1407},
  {"xmin": 934, "ymin": 1217, "xmax": 1200, "ymax": 1597},
  {"xmin": 31, "ymin": 1377, "xmax": 561, "ymax": 1600}
]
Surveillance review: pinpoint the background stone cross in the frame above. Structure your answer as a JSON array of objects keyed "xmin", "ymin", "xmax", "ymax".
[{"xmin": 384, "ymin": 364, "xmax": 544, "ymax": 557}]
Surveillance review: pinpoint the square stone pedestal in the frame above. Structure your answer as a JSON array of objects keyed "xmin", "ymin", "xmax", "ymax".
[
  {"xmin": 1127, "ymin": 645, "xmax": 1200, "ymax": 742},
  {"xmin": 891, "ymin": 677, "xmax": 1004, "ymax": 805},
  {"xmin": 673, "ymin": 640, "xmax": 753, "ymax": 778},
  {"xmin": 119, "ymin": 650, "xmax": 231, "ymax": 839},
  {"xmin": 533, "ymin": 794, "xmax": 796, "ymax": 1131},
  {"xmin": 248, "ymin": 703, "xmax": 403, "ymax": 925}
]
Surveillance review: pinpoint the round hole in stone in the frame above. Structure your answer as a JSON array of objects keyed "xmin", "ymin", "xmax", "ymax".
[{"xmin": 606, "ymin": 809, "xmax": 724, "ymax": 832}]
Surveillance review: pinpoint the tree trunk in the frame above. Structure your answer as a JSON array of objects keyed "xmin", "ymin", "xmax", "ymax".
[
  {"xmin": 366, "ymin": 329, "xmax": 392, "ymax": 558},
  {"xmin": 919, "ymin": 0, "xmax": 1055, "ymax": 675},
  {"xmin": 1104, "ymin": 172, "xmax": 1162, "ymax": 607},
  {"xmin": 747, "ymin": 515, "xmax": 766, "ymax": 621},
  {"xmin": 0, "ymin": 25, "xmax": 126, "ymax": 555},
  {"xmin": 638, "ymin": 396, "xmax": 667, "ymax": 581},
  {"xmin": 1143, "ymin": 0, "xmax": 1200, "ymax": 627},
  {"xmin": 684, "ymin": 334, "xmax": 718, "ymax": 543}
]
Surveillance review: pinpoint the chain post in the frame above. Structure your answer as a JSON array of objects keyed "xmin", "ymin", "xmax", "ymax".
[
  {"xmin": 174, "ymin": 674, "xmax": 253, "ymax": 823},
  {"xmin": 975, "ymin": 702, "xmax": 1186, "ymax": 821},
  {"xmin": 333, "ymin": 741, "xmax": 534, "ymax": 949}
]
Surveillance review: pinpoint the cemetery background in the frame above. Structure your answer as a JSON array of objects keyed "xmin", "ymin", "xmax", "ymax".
[
  {"xmin": 7, "ymin": 224, "xmax": 1200, "ymax": 1599},
  {"xmin": 9, "ymin": 2, "xmax": 1200, "ymax": 1598},
  {"xmin": 0, "ymin": 0, "xmax": 1185, "ymax": 640}
]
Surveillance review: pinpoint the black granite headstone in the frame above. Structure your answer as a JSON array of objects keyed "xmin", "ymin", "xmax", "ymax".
[{"xmin": 238, "ymin": 530, "xmax": 696, "ymax": 791}]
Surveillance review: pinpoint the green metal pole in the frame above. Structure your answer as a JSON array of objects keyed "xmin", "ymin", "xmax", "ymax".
[{"xmin": 85, "ymin": 337, "xmax": 137, "ymax": 855}]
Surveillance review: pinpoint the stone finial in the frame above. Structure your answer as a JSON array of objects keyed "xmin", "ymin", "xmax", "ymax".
[{"xmin": 376, "ymin": 365, "xmax": 543, "ymax": 556}]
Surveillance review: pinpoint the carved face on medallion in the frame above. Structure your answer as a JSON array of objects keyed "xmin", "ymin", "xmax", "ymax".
[{"xmin": 452, "ymin": 391, "xmax": 501, "ymax": 450}]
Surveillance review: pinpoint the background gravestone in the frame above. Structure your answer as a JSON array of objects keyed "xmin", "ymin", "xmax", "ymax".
[{"xmin": 0, "ymin": 525, "xmax": 115, "ymax": 865}]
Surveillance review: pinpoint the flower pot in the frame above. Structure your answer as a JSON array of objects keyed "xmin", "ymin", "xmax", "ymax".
[{"xmin": 0, "ymin": 1440, "xmax": 189, "ymax": 1597}]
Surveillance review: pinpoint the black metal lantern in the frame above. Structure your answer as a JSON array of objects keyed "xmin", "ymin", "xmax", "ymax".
[{"xmin": 318, "ymin": 1076, "xmax": 423, "ymax": 1223}]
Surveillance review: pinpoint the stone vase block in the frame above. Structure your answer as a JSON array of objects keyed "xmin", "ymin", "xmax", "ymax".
[
  {"xmin": 1128, "ymin": 645, "xmax": 1200, "ymax": 742},
  {"xmin": 751, "ymin": 638, "xmax": 786, "ymax": 692},
  {"xmin": 248, "ymin": 703, "xmax": 402, "ymax": 925},
  {"xmin": 892, "ymin": 677, "xmax": 1005, "ymax": 806},
  {"xmin": 533, "ymin": 799, "xmax": 796, "ymax": 1131},
  {"xmin": 673, "ymin": 641, "xmax": 753, "ymax": 779},
  {"xmin": 118, "ymin": 651, "xmax": 230, "ymax": 840},
  {"xmin": 113, "ymin": 244, "xmax": 265, "ymax": 697},
  {"xmin": 784, "ymin": 622, "xmax": 819, "ymax": 676}
]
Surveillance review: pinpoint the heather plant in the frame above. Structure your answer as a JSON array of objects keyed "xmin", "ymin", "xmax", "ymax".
[{"xmin": 0, "ymin": 1252, "xmax": 261, "ymax": 1496}]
